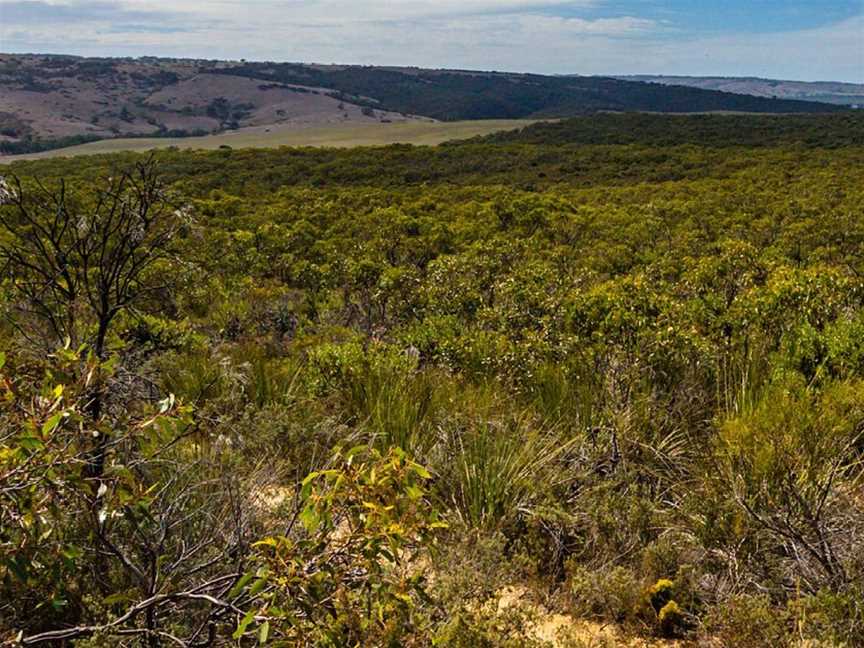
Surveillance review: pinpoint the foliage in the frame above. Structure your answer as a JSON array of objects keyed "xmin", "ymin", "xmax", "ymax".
[
  {"xmin": 477, "ymin": 112, "xmax": 864, "ymax": 148},
  {"xmin": 0, "ymin": 346, "xmax": 257, "ymax": 645},
  {"xmin": 1, "ymin": 112, "xmax": 864, "ymax": 645},
  {"xmin": 713, "ymin": 375, "xmax": 864, "ymax": 591},
  {"xmin": 240, "ymin": 445, "xmax": 446, "ymax": 646}
]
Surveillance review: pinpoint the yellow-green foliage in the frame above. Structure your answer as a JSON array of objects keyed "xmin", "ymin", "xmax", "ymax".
[
  {"xmin": 647, "ymin": 579, "xmax": 676, "ymax": 614},
  {"xmin": 2, "ymin": 115, "xmax": 864, "ymax": 645},
  {"xmin": 657, "ymin": 600, "xmax": 684, "ymax": 636}
]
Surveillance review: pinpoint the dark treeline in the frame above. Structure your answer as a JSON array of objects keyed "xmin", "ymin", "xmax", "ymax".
[
  {"xmin": 473, "ymin": 111, "xmax": 864, "ymax": 148},
  {"xmin": 212, "ymin": 63, "xmax": 844, "ymax": 120}
]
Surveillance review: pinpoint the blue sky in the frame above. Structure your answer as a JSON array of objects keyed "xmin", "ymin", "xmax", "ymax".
[
  {"xmin": 0, "ymin": 1, "xmax": 862, "ymax": 81},
  {"xmin": 571, "ymin": 0, "xmax": 862, "ymax": 34}
]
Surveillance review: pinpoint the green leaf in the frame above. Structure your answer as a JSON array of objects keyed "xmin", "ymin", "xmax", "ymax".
[
  {"xmin": 299, "ymin": 504, "xmax": 320, "ymax": 533},
  {"xmin": 345, "ymin": 444, "xmax": 367, "ymax": 459},
  {"xmin": 42, "ymin": 412, "xmax": 64, "ymax": 436},
  {"xmin": 17, "ymin": 436, "xmax": 44, "ymax": 451},
  {"xmin": 258, "ymin": 620, "xmax": 270, "ymax": 644},
  {"xmin": 103, "ymin": 591, "xmax": 134, "ymax": 606},
  {"xmin": 412, "ymin": 463, "xmax": 432, "ymax": 480},
  {"xmin": 300, "ymin": 471, "xmax": 319, "ymax": 500},
  {"xmin": 227, "ymin": 573, "xmax": 254, "ymax": 600},
  {"xmin": 233, "ymin": 610, "xmax": 255, "ymax": 640},
  {"xmin": 252, "ymin": 537, "xmax": 281, "ymax": 549},
  {"xmin": 0, "ymin": 351, "xmax": 5, "ymax": 370},
  {"xmin": 249, "ymin": 577, "xmax": 267, "ymax": 597}
]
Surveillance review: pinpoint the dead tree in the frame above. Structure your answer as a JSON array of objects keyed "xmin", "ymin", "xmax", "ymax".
[
  {"xmin": 0, "ymin": 158, "xmax": 186, "ymax": 360},
  {"xmin": 0, "ymin": 158, "xmax": 188, "ymax": 474}
]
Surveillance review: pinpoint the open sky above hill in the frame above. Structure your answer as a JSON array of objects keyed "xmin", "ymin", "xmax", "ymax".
[{"xmin": 0, "ymin": 0, "xmax": 862, "ymax": 82}]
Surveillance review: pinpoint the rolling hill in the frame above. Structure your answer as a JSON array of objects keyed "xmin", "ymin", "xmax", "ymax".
[{"xmin": 0, "ymin": 54, "xmax": 846, "ymax": 155}]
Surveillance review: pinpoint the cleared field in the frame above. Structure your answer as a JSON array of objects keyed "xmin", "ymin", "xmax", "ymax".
[{"xmin": 1, "ymin": 120, "xmax": 541, "ymax": 161}]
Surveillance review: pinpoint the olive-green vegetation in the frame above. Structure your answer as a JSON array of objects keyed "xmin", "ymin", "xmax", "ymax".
[
  {"xmin": 474, "ymin": 111, "xmax": 864, "ymax": 148},
  {"xmin": 1, "ymin": 112, "xmax": 863, "ymax": 646}
]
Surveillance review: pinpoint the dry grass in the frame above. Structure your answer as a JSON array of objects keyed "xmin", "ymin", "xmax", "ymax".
[{"xmin": 2, "ymin": 119, "xmax": 541, "ymax": 160}]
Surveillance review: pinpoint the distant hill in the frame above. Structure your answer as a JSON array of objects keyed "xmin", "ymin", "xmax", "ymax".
[
  {"xmin": 0, "ymin": 54, "xmax": 846, "ymax": 155},
  {"xmin": 616, "ymin": 76, "xmax": 864, "ymax": 107},
  {"xmin": 213, "ymin": 62, "xmax": 844, "ymax": 120},
  {"xmin": 0, "ymin": 54, "xmax": 432, "ymax": 155}
]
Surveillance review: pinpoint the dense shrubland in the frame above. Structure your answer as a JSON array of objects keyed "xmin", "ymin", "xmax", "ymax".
[
  {"xmin": 1, "ymin": 114, "xmax": 863, "ymax": 645},
  {"xmin": 474, "ymin": 112, "xmax": 864, "ymax": 148}
]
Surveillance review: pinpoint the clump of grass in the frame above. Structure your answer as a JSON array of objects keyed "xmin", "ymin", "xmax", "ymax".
[
  {"xmin": 158, "ymin": 350, "xmax": 244, "ymax": 406},
  {"xmin": 525, "ymin": 361, "xmax": 599, "ymax": 428},
  {"xmin": 348, "ymin": 363, "xmax": 444, "ymax": 454},
  {"xmin": 436, "ymin": 410, "xmax": 576, "ymax": 529},
  {"xmin": 245, "ymin": 354, "xmax": 303, "ymax": 408},
  {"xmin": 309, "ymin": 341, "xmax": 453, "ymax": 455}
]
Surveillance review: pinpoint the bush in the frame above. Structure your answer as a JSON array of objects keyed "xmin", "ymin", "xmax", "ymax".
[{"xmin": 568, "ymin": 565, "xmax": 642, "ymax": 623}]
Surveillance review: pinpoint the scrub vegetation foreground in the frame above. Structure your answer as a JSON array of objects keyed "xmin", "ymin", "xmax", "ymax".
[{"xmin": 1, "ymin": 112, "xmax": 864, "ymax": 646}]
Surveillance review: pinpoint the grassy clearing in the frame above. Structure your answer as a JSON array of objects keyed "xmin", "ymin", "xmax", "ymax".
[{"xmin": 1, "ymin": 119, "xmax": 541, "ymax": 161}]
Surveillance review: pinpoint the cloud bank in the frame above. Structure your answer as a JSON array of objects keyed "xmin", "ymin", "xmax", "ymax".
[{"xmin": 0, "ymin": 0, "xmax": 861, "ymax": 82}]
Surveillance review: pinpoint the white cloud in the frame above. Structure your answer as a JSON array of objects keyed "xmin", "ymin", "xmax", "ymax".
[
  {"xmin": 0, "ymin": 0, "xmax": 600, "ymax": 24},
  {"xmin": 0, "ymin": 0, "xmax": 860, "ymax": 82},
  {"xmin": 619, "ymin": 14, "xmax": 864, "ymax": 82}
]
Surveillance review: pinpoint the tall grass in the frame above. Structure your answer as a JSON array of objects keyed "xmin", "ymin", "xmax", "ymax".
[
  {"xmin": 342, "ymin": 361, "xmax": 450, "ymax": 456},
  {"xmin": 526, "ymin": 361, "xmax": 600, "ymax": 428},
  {"xmin": 159, "ymin": 351, "xmax": 243, "ymax": 406},
  {"xmin": 716, "ymin": 337, "xmax": 773, "ymax": 418},
  {"xmin": 246, "ymin": 354, "xmax": 303, "ymax": 408},
  {"xmin": 436, "ymin": 411, "xmax": 576, "ymax": 529}
]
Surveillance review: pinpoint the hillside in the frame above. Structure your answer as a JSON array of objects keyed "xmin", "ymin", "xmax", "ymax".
[
  {"xmin": 616, "ymin": 75, "xmax": 864, "ymax": 106},
  {"xmin": 0, "ymin": 54, "xmax": 430, "ymax": 154},
  {"xmin": 0, "ymin": 54, "xmax": 845, "ymax": 155},
  {"xmin": 213, "ymin": 62, "xmax": 845, "ymax": 119},
  {"xmin": 2, "ymin": 112, "xmax": 863, "ymax": 647}
]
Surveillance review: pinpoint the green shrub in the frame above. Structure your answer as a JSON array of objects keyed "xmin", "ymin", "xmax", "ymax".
[
  {"xmin": 568, "ymin": 565, "xmax": 642, "ymax": 623},
  {"xmin": 647, "ymin": 578, "xmax": 675, "ymax": 614},
  {"xmin": 702, "ymin": 594, "xmax": 790, "ymax": 648},
  {"xmin": 657, "ymin": 600, "xmax": 685, "ymax": 637}
]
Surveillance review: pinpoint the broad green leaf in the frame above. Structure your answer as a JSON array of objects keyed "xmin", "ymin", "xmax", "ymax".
[
  {"xmin": 42, "ymin": 413, "xmax": 64, "ymax": 436},
  {"xmin": 258, "ymin": 620, "xmax": 270, "ymax": 644},
  {"xmin": 233, "ymin": 610, "xmax": 255, "ymax": 639},
  {"xmin": 227, "ymin": 573, "xmax": 254, "ymax": 600},
  {"xmin": 299, "ymin": 504, "xmax": 320, "ymax": 532},
  {"xmin": 412, "ymin": 464, "xmax": 432, "ymax": 479}
]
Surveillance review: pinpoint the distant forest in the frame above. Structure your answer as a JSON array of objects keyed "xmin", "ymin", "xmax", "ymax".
[{"xmin": 215, "ymin": 62, "xmax": 846, "ymax": 120}]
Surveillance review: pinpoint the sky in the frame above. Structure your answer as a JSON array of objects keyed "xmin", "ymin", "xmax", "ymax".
[{"xmin": 0, "ymin": 0, "xmax": 862, "ymax": 82}]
